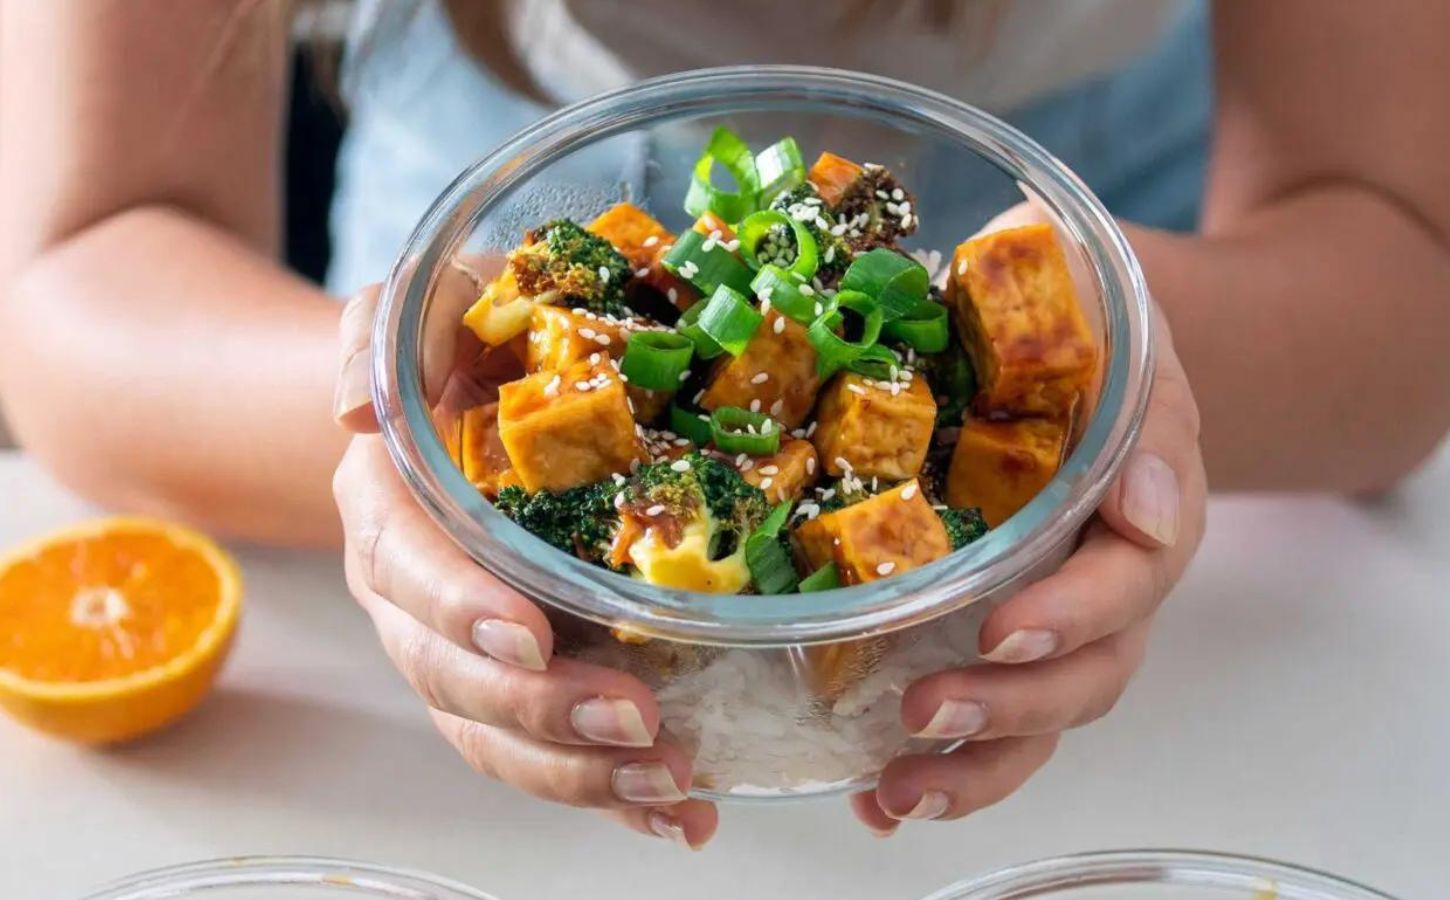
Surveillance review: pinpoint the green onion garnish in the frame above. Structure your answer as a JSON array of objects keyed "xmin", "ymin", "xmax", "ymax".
[
  {"xmin": 709, "ymin": 406, "xmax": 781, "ymax": 456},
  {"xmin": 663, "ymin": 228, "xmax": 755, "ymax": 298},
  {"xmin": 755, "ymin": 137, "xmax": 805, "ymax": 205},
  {"xmin": 697, "ymin": 285, "xmax": 763, "ymax": 357},
  {"xmin": 677, "ymin": 299, "xmax": 725, "ymax": 359},
  {"xmin": 881, "ymin": 299, "xmax": 950, "ymax": 353},
  {"xmin": 749, "ymin": 264, "xmax": 816, "ymax": 324},
  {"xmin": 737, "ymin": 210, "xmax": 819, "ymax": 280},
  {"xmin": 840, "ymin": 248, "xmax": 930, "ymax": 320},
  {"xmin": 745, "ymin": 501, "xmax": 799, "ymax": 594},
  {"xmin": 798, "ymin": 561, "xmax": 841, "ymax": 592},
  {"xmin": 683, "ymin": 127, "xmax": 759, "ymax": 225},
  {"xmin": 846, "ymin": 343, "xmax": 902, "ymax": 381},
  {"xmin": 669, "ymin": 403, "xmax": 715, "ymax": 446},
  {"xmin": 619, "ymin": 331, "xmax": 695, "ymax": 391},
  {"xmin": 807, "ymin": 289, "xmax": 884, "ymax": 376}
]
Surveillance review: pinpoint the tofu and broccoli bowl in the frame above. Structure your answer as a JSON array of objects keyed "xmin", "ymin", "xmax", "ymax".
[{"xmin": 375, "ymin": 70, "xmax": 1152, "ymax": 798}]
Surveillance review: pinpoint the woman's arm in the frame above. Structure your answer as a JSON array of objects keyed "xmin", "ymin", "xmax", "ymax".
[
  {"xmin": 0, "ymin": 1, "xmax": 347, "ymax": 545},
  {"xmin": 1134, "ymin": 0, "xmax": 1450, "ymax": 492}
]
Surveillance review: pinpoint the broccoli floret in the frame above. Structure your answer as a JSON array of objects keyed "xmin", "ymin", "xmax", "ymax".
[
  {"xmin": 494, "ymin": 480, "xmax": 625, "ymax": 564},
  {"xmin": 916, "ymin": 308, "xmax": 978, "ymax": 429},
  {"xmin": 628, "ymin": 452, "xmax": 770, "ymax": 557},
  {"xmin": 509, "ymin": 219, "xmax": 631, "ymax": 317},
  {"xmin": 835, "ymin": 164, "xmax": 918, "ymax": 252},
  {"xmin": 816, "ymin": 476, "xmax": 877, "ymax": 514},
  {"xmin": 769, "ymin": 184, "xmax": 853, "ymax": 287},
  {"xmin": 939, "ymin": 507, "xmax": 989, "ymax": 550}
]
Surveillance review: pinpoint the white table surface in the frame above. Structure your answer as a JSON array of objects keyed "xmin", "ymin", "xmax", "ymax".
[{"xmin": 1, "ymin": 448, "xmax": 1446, "ymax": 900}]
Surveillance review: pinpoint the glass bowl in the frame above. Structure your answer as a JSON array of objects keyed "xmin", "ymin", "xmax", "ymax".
[
  {"xmin": 80, "ymin": 856, "xmax": 496, "ymax": 900},
  {"xmin": 372, "ymin": 66, "xmax": 1153, "ymax": 800},
  {"xmin": 923, "ymin": 850, "xmax": 1399, "ymax": 900}
]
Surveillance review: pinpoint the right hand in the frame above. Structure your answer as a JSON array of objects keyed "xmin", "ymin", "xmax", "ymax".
[{"xmin": 330, "ymin": 271, "xmax": 717, "ymax": 848}]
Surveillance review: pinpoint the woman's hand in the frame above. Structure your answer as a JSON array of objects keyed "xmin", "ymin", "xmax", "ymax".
[
  {"xmin": 330, "ymin": 271, "xmax": 717, "ymax": 848},
  {"xmin": 852, "ymin": 207, "xmax": 1208, "ymax": 834}
]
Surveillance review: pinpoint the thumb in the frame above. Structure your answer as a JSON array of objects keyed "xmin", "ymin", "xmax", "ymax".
[{"xmin": 334, "ymin": 284, "xmax": 382, "ymax": 433}]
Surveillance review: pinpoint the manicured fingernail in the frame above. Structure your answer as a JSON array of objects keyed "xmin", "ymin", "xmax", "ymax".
[
  {"xmin": 866, "ymin": 824, "xmax": 898, "ymax": 839},
  {"xmin": 648, "ymin": 811, "xmax": 693, "ymax": 848},
  {"xmin": 333, "ymin": 348, "xmax": 372, "ymax": 421},
  {"xmin": 982, "ymin": 628, "xmax": 1058, "ymax": 664},
  {"xmin": 892, "ymin": 790, "xmax": 950, "ymax": 821},
  {"xmin": 571, "ymin": 697, "xmax": 653, "ymax": 747},
  {"xmin": 471, "ymin": 619, "xmax": 547, "ymax": 671},
  {"xmin": 916, "ymin": 699, "xmax": 989, "ymax": 739},
  {"xmin": 613, "ymin": 762, "xmax": 687, "ymax": 804},
  {"xmin": 1121, "ymin": 452, "xmax": 1180, "ymax": 547}
]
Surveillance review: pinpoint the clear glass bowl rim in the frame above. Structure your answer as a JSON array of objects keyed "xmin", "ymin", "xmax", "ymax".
[
  {"xmin": 923, "ymin": 849, "xmax": 1400, "ymax": 900},
  {"xmin": 79, "ymin": 856, "xmax": 498, "ymax": 900},
  {"xmin": 372, "ymin": 64, "xmax": 1154, "ymax": 647}
]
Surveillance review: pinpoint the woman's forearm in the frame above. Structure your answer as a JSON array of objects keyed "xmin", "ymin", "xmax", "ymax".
[
  {"xmin": 1128, "ymin": 184, "xmax": 1450, "ymax": 492},
  {"xmin": 0, "ymin": 204, "xmax": 347, "ymax": 546}
]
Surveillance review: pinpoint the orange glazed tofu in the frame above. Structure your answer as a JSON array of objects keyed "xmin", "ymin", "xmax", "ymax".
[
  {"xmin": 808, "ymin": 152, "xmax": 865, "ymax": 207},
  {"xmin": 587, "ymin": 203, "xmax": 673, "ymax": 271},
  {"xmin": 459, "ymin": 402, "xmax": 519, "ymax": 497},
  {"xmin": 946, "ymin": 224, "xmax": 1097, "ymax": 419},
  {"xmin": 946, "ymin": 416, "xmax": 1068, "ymax": 527},
  {"xmin": 497, "ymin": 358, "xmax": 642, "ymax": 492},
  {"xmin": 699, "ymin": 310, "xmax": 823, "ymax": 429},
  {"xmin": 793, "ymin": 481, "xmax": 951, "ymax": 585},
  {"xmin": 524, "ymin": 304, "xmax": 634, "ymax": 372},
  {"xmin": 741, "ymin": 439, "xmax": 820, "ymax": 503},
  {"xmin": 812, "ymin": 372, "xmax": 936, "ymax": 480}
]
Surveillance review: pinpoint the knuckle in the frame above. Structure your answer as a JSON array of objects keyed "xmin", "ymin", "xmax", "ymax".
[
  {"xmin": 398, "ymin": 630, "xmax": 449, "ymax": 712},
  {"xmin": 448, "ymin": 720, "xmax": 501, "ymax": 780}
]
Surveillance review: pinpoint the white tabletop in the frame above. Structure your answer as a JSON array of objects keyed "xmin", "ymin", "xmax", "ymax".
[{"xmin": 1, "ymin": 448, "xmax": 1446, "ymax": 900}]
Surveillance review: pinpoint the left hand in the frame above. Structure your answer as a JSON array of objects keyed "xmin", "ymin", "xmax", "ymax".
[{"xmin": 851, "ymin": 209, "xmax": 1208, "ymax": 834}]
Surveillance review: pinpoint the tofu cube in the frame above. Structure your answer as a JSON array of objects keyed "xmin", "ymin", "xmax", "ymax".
[
  {"xmin": 945, "ymin": 224, "xmax": 1097, "ymax": 419},
  {"xmin": 792, "ymin": 480, "xmax": 951, "ymax": 585},
  {"xmin": 699, "ymin": 310, "xmax": 822, "ymax": 429},
  {"xmin": 808, "ymin": 152, "xmax": 866, "ymax": 207},
  {"xmin": 524, "ymin": 304, "xmax": 633, "ymax": 373},
  {"xmin": 741, "ymin": 439, "xmax": 819, "ymax": 503},
  {"xmin": 497, "ymin": 358, "xmax": 643, "ymax": 492},
  {"xmin": 462, "ymin": 269, "xmax": 535, "ymax": 346},
  {"xmin": 811, "ymin": 372, "xmax": 936, "ymax": 480},
  {"xmin": 587, "ymin": 203, "xmax": 673, "ymax": 271},
  {"xmin": 459, "ymin": 402, "xmax": 521, "ymax": 497},
  {"xmin": 946, "ymin": 416, "xmax": 1067, "ymax": 526}
]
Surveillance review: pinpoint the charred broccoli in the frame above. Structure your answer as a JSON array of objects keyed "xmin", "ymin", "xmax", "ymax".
[
  {"xmin": 939, "ymin": 506, "xmax": 989, "ymax": 550},
  {"xmin": 768, "ymin": 184, "xmax": 853, "ymax": 287},
  {"xmin": 834, "ymin": 163, "xmax": 918, "ymax": 252},
  {"xmin": 509, "ymin": 219, "xmax": 631, "ymax": 317},
  {"xmin": 494, "ymin": 479, "xmax": 625, "ymax": 564},
  {"xmin": 628, "ymin": 451, "xmax": 770, "ymax": 557}
]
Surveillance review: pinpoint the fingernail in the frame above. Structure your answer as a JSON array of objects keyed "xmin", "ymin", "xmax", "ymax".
[
  {"xmin": 613, "ymin": 762, "xmax": 687, "ymax": 804},
  {"xmin": 333, "ymin": 348, "xmax": 373, "ymax": 421},
  {"xmin": 982, "ymin": 628, "xmax": 1058, "ymax": 664},
  {"xmin": 916, "ymin": 699, "xmax": 989, "ymax": 739},
  {"xmin": 866, "ymin": 824, "xmax": 898, "ymax": 839},
  {"xmin": 571, "ymin": 697, "xmax": 654, "ymax": 747},
  {"xmin": 891, "ymin": 790, "xmax": 950, "ymax": 821},
  {"xmin": 648, "ymin": 811, "xmax": 693, "ymax": 848},
  {"xmin": 1121, "ymin": 452, "xmax": 1180, "ymax": 547},
  {"xmin": 471, "ymin": 619, "xmax": 547, "ymax": 671}
]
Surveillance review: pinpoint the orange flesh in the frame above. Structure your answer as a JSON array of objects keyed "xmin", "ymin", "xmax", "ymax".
[{"xmin": 0, "ymin": 530, "xmax": 223, "ymax": 683}]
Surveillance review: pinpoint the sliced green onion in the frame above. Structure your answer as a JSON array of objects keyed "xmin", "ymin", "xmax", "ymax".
[
  {"xmin": 745, "ymin": 501, "xmax": 799, "ymax": 594},
  {"xmin": 881, "ymin": 299, "xmax": 950, "ymax": 353},
  {"xmin": 749, "ymin": 264, "xmax": 816, "ymax": 324},
  {"xmin": 846, "ymin": 344, "xmax": 902, "ymax": 380},
  {"xmin": 619, "ymin": 331, "xmax": 695, "ymax": 391},
  {"xmin": 840, "ymin": 248, "xmax": 930, "ymax": 320},
  {"xmin": 807, "ymin": 290, "xmax": 883, "ymax": 376},
  {"xmin": 683, "ymin": 127, "xmax": 759, "ymax": 225},
  {"xmin": 755, "ymin": 137, "xmax": 805, "ymax": 205},
  {"xmin": 736, "ymin": 210, "xmax": 819, "ymax": 280},
  {"xmin": 697, "ymin": 285, "xmax": 763, "ymax": 357},
  {"xmin": 798, "ymin": 561, "xmax": 841, "ymax": 592},
  {"xmin": 709, "ymin": 406, "xmax": 781, "ymax": 456},
  {"xmin": 669, "ymin": 403, "xmax": 714, "ymax": 446},
  {"xmin": 663, "ymin": 229, "xmax": 755, "ymax": 298},
  {"xmin": 676, "ymin": 299, "xmax": 725, "ymax": 359}
]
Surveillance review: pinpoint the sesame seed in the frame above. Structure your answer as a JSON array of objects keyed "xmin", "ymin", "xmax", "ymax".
[
  {"xmin": 773, "ymin": 317, "xmax": 786, "ymax": 334},
  {"xmin": 890, "ymin": 382, "xmax": 902, "ymax": 396},
  {"xmin": 885, "ymin": 202, "xmax": 901, "ymax": 216},
  {"xmin": 751, "ymin": 372, "xmax": 769, "ymax": 385},
  {"xmin": 876, "ymin": 561, "xmax": 897, "ymax": 576},
  {"xmin": 578, "ymin": 327, "xmax": 597, "ymax": 340},
  {"xmin": 670, "ymin": 459, "xmax": 691, "ymax": 472},
  {"xmin": 590, "ymin": 352, "xmax": 601, "ymax": 365},
  {"xmin": 791, "ymin": 428, "xmax": 806, "ymax": 438},
  {"xmin": 806, "ymin": 421, "xmax": 818, "ymax": 437},
  {"xmin": 760, "ymin": 477, "xmax": 774, "ymax": 490},
  {"xmin": 595, "ymin": 334, "xmax": 611, "ymax": 345},
  {"xmin": 574, "ymin": 380, "xmax": 593, "ymax": 392},
  {"xmin": 598, "ymin": 266, "xmax": 611, "ymax": 283},
  {"xmin": 722, "ymin": 239, "xmax": 740, "ymax": 252},
  {"xmin": 902, "ymin": 483, "xmax": 918, "ymax": 500},
  {"xmin": 693, "ymin": 389, "xmax": 706, "ymax": 405},
  {"xmin": 701, "ymin": 237, "xmax": 717, "ymax": 252},
  {"xmin": 614, "ymin": 493, "xmax": 626, "ymax": 509},
  {"xmin": 668, "ymin": 287, "xmax": 679, "ymax": 303},
  {"xmin": 673, "ymin": 437, "xmax": 691, "ymax": 447},
  {"xmin": 847, "ymin": 384, "xmax": 866, "ymax": 395},
  {"xmin": 635, "ymin": 267, "xmax": 651, "ymax": 278},
  {"xmin": 746, "ymin": 423, "xmax": 757, "ymax": 434},
  {"xmin": 957, "ymin": 259, "xmax": 969, "ymax": 276},
  {"xmin": 875, "ymin": 190, "xmax": 890, "ymax": 200},
  {"xmin": 823, "ymin": 245, "xmax": 835, "ymax": 264},
  {"xmin": 760, "ymin": 419, "xmax": 773, "ymax": 434},
  {"xmin": 830, "ymin": 223, "xmax": 847, "ymax": 236},
  {"xmin": 799, "ymin": 283, "xmax": 815, "ymax": 296},
  {"xmin": 819, "ymin": 487, "xmax": 834, "ymax": 500},
  {"xmin": 646, "ymin": 504, "xmax": 667, "ymax": 516},
  {"xmin": 813, "ymin": 301, "xmax": 824, "ymax": 316},
  {"xmin": 612, "ymin": 472, "xmax": 627, "ymax": 485},
  {"xmin": 891, "ymin": 188, "xmax": 905, "ymax": 201},
  {"xmin": 572, "ymin": 307, "xmax": 587, "ymax": 315},
  {"xmin": 698, "ymin": 413, "xmax": 710, "ymax": 423},
  {"xmin": 627, "ymin": 397, "xmax": 636, "ymax": 413},
  {"xmin": 814, "ymin": 217, "xmax": 832, "ymax": 231},
  {"xmin": 741, "ymin": 459, "xmax": 754, "ymax": 471},
  {"xmin": 619, "ymin": 373, "xmax": 630, "ymax": 383},
  {"xmin": 805, "ymin": 457, "xmax": 816, "ymax": 475},
  {"xmin": 834, "ymin": 456, "xmax": 851, "ymax": 471},
  {"xmin": 749, "ymin": 399, "xmax": 761, "ymax": 412},
  {"xmin": 899, "ymin": 200, "xmax": 912, "ymax": 213},
  {"xmin": 643, "ymin": 235, "xmax": 660, "ymax": 247},
  {"xmin": 544, "ymin": 375, "xmax": 561, "ymax": 396},
  {"xmin": 900, "ymin": 213, "xmax": 914, "ymax": 229},
  {"xmin": 770, "ymin": 399, "xmax": 784, "ymax": 417},
  {"xmin": 678, "ymin": 370, "xmax": 691, "ymax": 382},
  {"xmin": 759, "ymin": 465, "xmax": 780, "ymax": 475}
]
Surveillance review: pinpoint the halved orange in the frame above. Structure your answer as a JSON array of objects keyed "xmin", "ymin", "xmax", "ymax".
[{"xmin": 0, "ymin": 517, "xmax": 242, "ymax": 744}]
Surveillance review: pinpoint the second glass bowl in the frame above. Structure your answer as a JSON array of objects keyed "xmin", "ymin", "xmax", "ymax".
[{"xmin": 373, "ymin": 66, "xmax": 1152, "ymax": 799}]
